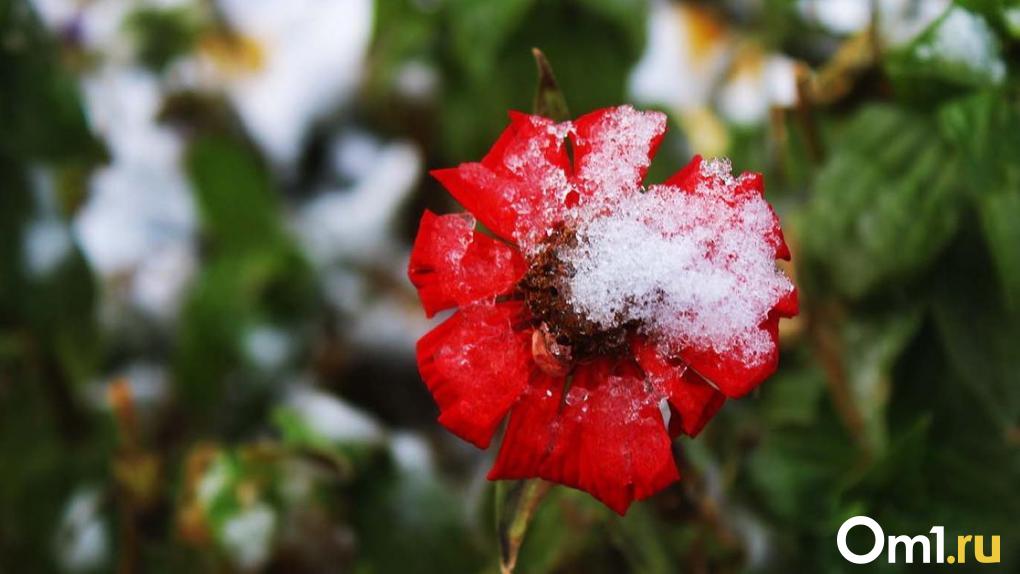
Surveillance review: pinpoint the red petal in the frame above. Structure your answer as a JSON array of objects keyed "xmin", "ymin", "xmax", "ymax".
[
  {"xmin": 416, "ymin": 301, "xmax": 532, "ymax": 448},
  {"xmin": 431, "ymin": 165, "xmax": 520, "ymax": 241},
  {"xmin": 432, "ymin": 112, "xmax": 572, "ymax": 247},
  {"xmin": 408, "ymin": 210, "xmax": 526, "ymax": 317},
  {"xmin": 571, "ymin": 106, "xmax": 667, "ymax": 201},
  {"xmin": 678, "ymin": 312, "xmax": 782, "ymax": 398},
  {"xmin": 484, "ymin": 111, "xmax": 571, "ymax": 181},
  {"xmin": 632, "ymin": 339, "xmax": 726, "ymax": 437},
  {"xmin": 728, "ymin": 172, "xmax": 793, "ymax": 261},
  {"xmin": 663, "ymin": 154, "xmax": 703, "ymax": 190},
  {"xmin": 660, "ymin": 158, "xmax": 792, "ymax": 260},
  {"xmin": 775, "ymin": 285, "xmax": 799, "ymax": 318},
  {"xmin": 486, "ymin": 371, "xmax": 564, "ymax": 480},
  {"xmin": 489, "ymin": 359, "xmax": 679, "ymax": 515}
]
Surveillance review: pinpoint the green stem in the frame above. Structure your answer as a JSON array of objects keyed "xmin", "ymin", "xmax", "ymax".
[{"xmin": 497, "ymin": 479, "xmax": 552, "ymax": 574}]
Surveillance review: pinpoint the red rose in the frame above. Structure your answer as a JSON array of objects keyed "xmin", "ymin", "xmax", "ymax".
[{"xmin": 409, "ymin": 105, "xmax": 797, "ymax": 514}]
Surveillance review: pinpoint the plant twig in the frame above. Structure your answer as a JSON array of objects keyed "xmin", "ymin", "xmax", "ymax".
[{"xmin": 497, "ymin": 479, "xmax": 552, "ymax": 574}]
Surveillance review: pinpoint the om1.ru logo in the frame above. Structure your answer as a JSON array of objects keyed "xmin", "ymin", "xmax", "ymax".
[{"xmin": 837, "ymin": 516, "xmax": 1001, "ymax": 565}]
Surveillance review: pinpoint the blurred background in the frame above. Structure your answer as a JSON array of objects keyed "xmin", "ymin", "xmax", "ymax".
[{"xmin": 1, "ymin": 0, "xmax": 1019, "ymax": 571}]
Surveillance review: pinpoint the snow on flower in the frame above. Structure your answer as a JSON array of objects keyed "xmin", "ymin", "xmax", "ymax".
[{"xmin": 408, "ymin": 106, "xmax": 797, "ymax": 514}]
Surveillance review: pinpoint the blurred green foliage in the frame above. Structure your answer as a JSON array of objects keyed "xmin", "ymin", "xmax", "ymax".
[{"xmin": 1, "ymin": 0, "xmax": 1019, "ymax": 572}]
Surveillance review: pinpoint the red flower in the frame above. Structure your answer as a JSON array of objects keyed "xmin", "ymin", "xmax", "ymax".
[{"xmin": 409, "ymin": 106, "xmax": 797, "ymax": 514}]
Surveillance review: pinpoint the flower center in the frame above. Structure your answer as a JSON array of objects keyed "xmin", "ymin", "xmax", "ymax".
[{"xmin": 518, "ymin": 224, "xmax": 636, "ymax": 362}]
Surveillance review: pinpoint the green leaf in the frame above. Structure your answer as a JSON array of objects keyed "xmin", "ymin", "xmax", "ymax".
[
  {"xmin": 438, "ymin": 0, "xmax": 641, "ymax": 159},
  {"xmin": 939, "ymin": 92, "xmax": 1020, "ymax": 307},
  {"xmin": 930, "ymin": 232, "xmax": 1020, "ymax": 433},
  {"xmin": 760, "ymin": 362, "xmax": 828, "ymax": 427},
  {"xmin": 350, "ymin": 462, "xmax": 486, "ymax": 574},
  {"xmin": 801, "ymin": 105, "xmax": 963, "ymax": 299},
  {"xmin": 509, "ymin": 486, "xmax": 605, "ymax": 573},
  {"xmin": 0, "ymin": 2, "xmax": 107, "ymax": 164},
  {"xmin": 748, "ymin": 406, "xmax": 856, "ymax": 525},
  {"xmin": 841, "ymin": 308, "xmax": 923, "ymax": 455},
  {"xmin": 446, "ymin": 0, "xmax": 537, "ymax": 80},
  {"xmin": 573, "ymin": 0, "xmax": 648, "ymax": 54},
  {"xmin": 609, "ymin": 504, "xmax": 676, "ymax": 574},
  {"xmin": 186, "ymin": 136, "xmax": 287, "ymax": 255},
  {"xmin": 885, "ymin": 5, "xmax": 1007, "ymax": 91},
  {"xmin": 125, "ymin": 5, "xmax": 204, "ymax": 72},
  {"xmin": 177, "ymin": 136, "xmax": 316, "ymax": 423},
  {"xmin": 978, "ymin": 190, "xmax": 1020, "ymax": 307}
]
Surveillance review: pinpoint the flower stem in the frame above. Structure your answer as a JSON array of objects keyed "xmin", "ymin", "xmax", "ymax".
[{"xmin": 496, "ymin": 479, "xmax": 552, "ymax": 574}]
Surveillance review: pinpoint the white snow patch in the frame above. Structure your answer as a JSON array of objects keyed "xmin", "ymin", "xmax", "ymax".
[
  {"xmin": 1006, "ymin": 7, "xmax": 1020, "ymax": 35},
  {"xmin": 629, "ymin": 1, "xmax": 731, "ymax": 111},
  {"xmin": 214, "ymin": 0, "xmax": 374, "ymax": 167},
  {"xmin": 717, "ymin": 55, "xmax": 798, "ymax": 126},
  {"xmin": 221, "ymin": 502, "xmax": 277, "ymax": 571},
  {"xmin": 798, "ymin": 0, "xmax": 873, "ymax": 34},
  {"xmin": 573, "ymin": 105, "xmax": 666, "ymax": 202},
  {"xmin": 130, "ymin": 242, "xmax": 196, "ymax": 319},
  {"xmin": 563, "ymin": 158, "xmax": 792, "ymax": 367},
  {"xmin": 85, "ymin": 361, "xmax": 170, "ymax": 412},
  {"xmin": 390, "ymin": 432, "xmax": 435, "ymax": 475},
  {"xmin": 297, "ymin": 138, "xmax": 421, "ymax": 266},
  {"xmin": 23, "ymin": 218, "xmax": 72, "ymax": 278},
  {"xmin": 243, "ymin": 324, "xmax": 294, "ymax": 372},
  {"xmin": 54, "ymin": 486, "xmax": 110, "ymax": 573},
  {"xmin": 286, "ymin": 385, "xmax": 385, "ymax": 445},
  {"xmin": 73, "ymin": 66, "xmax": 197, "ymax": 291},
  {"xmin": 916, "ymin": 7, "xmax": 1005, "ymax": 83},
  {"xmin": 501, "ymin": 107, "xmax": 666, "ymax": 252},
  {"xmin": 879, "ymin": 0, "xmax": 951, "ymax": 46}
]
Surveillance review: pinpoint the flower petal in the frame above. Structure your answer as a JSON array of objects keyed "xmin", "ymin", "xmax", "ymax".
[
  {"xmin": 663, "ymin": 154, "xmax": 703, "ymax": 190},
  {"xmin": 661, "ymin": 156, "xmax": 791, "ymax": 260},
  {"xmin": 678, "ymin": 311, "xmax": 783, "ymax": 398},
  {"xmin": 489, "ymin": 359, "xmax": 679, "ymax": 515},
  {"xmin": 432, "ymin": 112, "xmax": 572, "ymax": 248},
  {"xmin": 775, "ymin": 284, "xmax": 799, "ymax": 318},
  {"xmin": 571, "ymin": 106, "xmax": 667, "ymax": 200},
  {"xmin": 408, "ymin": 210, "xmax": 526, "ymax": 317},
  {"xmin": 416, "ymin": 301, "xmax": 532, "ymax": 448},
  {"xmin": 486, "ymin": 371, "xmax": 564, "ymax": 481},
  {"xmin": 632, "ymin": 339, "xmax": 726, "ymax": 437}
]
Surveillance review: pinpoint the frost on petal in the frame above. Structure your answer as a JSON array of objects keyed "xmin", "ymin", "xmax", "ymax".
[
  {"xmin": 433, "ymin": 112, "xmax": 574, "ymax": 250},
  {"xmin": 632, "ymin": 339, "xmax": 725, "ymax": 437},
  {"xmin": 416, "ymin": 301, "xmax": 532, "ymax": 448},
  {"xmin": 563, "ymin": 157, "xmax": 796, "ymax": 396},
  {"xmin": 431, "ymin": 164, "xmax": 522, "ymax": 241},
  {"xmin": 489, "ymin": 359, "xmax": 679, "ymax": 515},
  {"xmin": 488, "ymin": 112, "xmax": 575, "ymax": 250},
  {"xmin": 679, "ymin": 310, "xmax": 782, "ymax": 398},
  {"xmin": 662, "ymin": 154, "xmax": 704, "ymax": 191},
  {"xmin": 409, "ymin": 210, "xmax": 526, "ymax": 317},
  {"xmin": 571, "ymin": 105, "xmax": 667, "ymax": 204}
]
